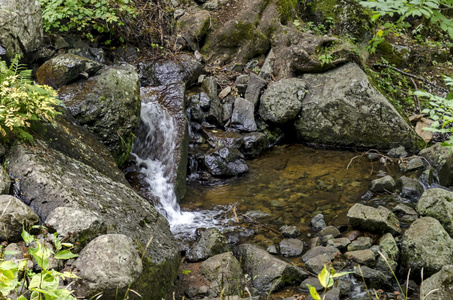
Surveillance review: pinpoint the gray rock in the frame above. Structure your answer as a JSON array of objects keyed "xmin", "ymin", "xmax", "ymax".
[
  {"xmin": 352, "ymin": 266, "xmax": 391, "ymax": 289},
  {"xmin": 302, "ymin": 246, "xmax": 340, "ymax": 262},
  {"xmin": 326, "ymin": 238, "xmax": 350, "ymax": 251},
  {"xmin": 347, "ymin": 237, "xmax": 373, "ymax": 251},
  {"xmin": 319, "ymin": 226, "xmax": 341, "ymax": 238},
  {"xmin": 416, "ymin": 188, "xmax": 453, "ymax": 237},
  {"xmin": 219, "ymin": 86, "xmax": 232, "ymax": 99},
  {"xmin": 234, "ymin": 244, "xmax": 308, "ymax": 294},
  {"xmin": 231, "ymin": 97, "xmax": 257, "ymax": 132},
  {"xmin": 280, "ymin": 225, "xmax": 300, "ymax": 238},
  {"xmin": 259, "ymin": 49, "xmax": 276, "ymax": 80},
  {"xmin": 421, "ymin": 265, "xmax": 453, "ymax": 300},
  {"xmin": 387, "ymin": 146, "xmax": 408, "ymax": 158},
  {"xmin": 400, "ymin": 157, "xmax": 425, "ymax": 172},
  {"xmin": 203, "ymin": 129, "xmax": 244, "ymax": 149},
  {"xmin": 259, "ymin": 78, "xmax": 306, "ymax": 124},
  {"xmin": 419, "ymin": 143, "xmax": 453, "ymax": 186},
  {"xmin": 245, "ymin": 210, "xmax": 271, "ymax": 219},
  {"xmin": 401, "ymin": 217, "xmax": 453, "ymax": 275},
  {"xmin": 73, "ymin": 234, "xmax": 142, "ymax": 298},
  {"xmin": 222, "ymin": 95, "xmax": 235, "ymax": 123},
  {"xmin": 203, "ymin": 78, "xmax": 224, "ymax": 127},
  {"xmin": 305, "ymin": 253, "xmax": 333, "ymax": 274},
  {"xmin": 201, "ymin": 252, "xmax": 244, "ymax": 296},
  {"xmin": 344, "ymin": 249, "xmax": 376, "ymax": 267},
  {"xmin": 279, "ymin": 239, "xmax": 304, "ymax": 257},
  {"xmin": 203, "ymin": 147, "xmax": 248, "ymax": 177},
  {"xmin": 369, "ymin": 175, "xmax": 396, "ymax": 193},
  {"xmin": 0, "ymin": 195, "xmax": 39, "ymax": 242},
  {"xmin": 244, "ymin": 73, "xmax": 267, "ymax": 106},
  {"xmin": 176, "ymin": 9, "xmax": 211, "ymax": 51},
  {"xmin": 187, "ymin": 228, "xmax": 231, "ymax": 261},
  {"xmin": 393, "ymin": 203, "xmax": 418, "ymax": 222},
  {"xmin": 68, "ymin": 48, "xmax": 105, "ymax": 64},
  {"xmin": 375, "ymin": 251, "xmax": 397, "ymax": 277},
  {"xmin": 241, "ymin": 132, "xmax": 269, "ymax": 158},
  {"xmin": 267, "ymin": 244, "xmax": 278, "ymax": 254},
  {"xmin": 3, "ymin": 243, "xmax": 22, "ymax": 261},
  {"xmin": 397, "ymin": 176, "xmax": 424, "ymax": 201},
  {"xmin": 0, "ymin": 165, "xmax": 10, "ymax": 194},
  {"xmin": 311, "ymin": 214, "xmax": 327, "ymax": 232},
  {"xmin": 235, "ymin": 75, "xmax": 250, "ymax": 96},
  {"xmin": 294, "ymin": 63, "xmax": 423, "ymax": 150},
  {"xmin": 36, "ymin": 53, "xmax": 102, "ymax": 89},
  {"xmin": 378, "ymin": 233, "xmax": 399, "ymax": 261},
  {"xmin": 300, "ymin": 277, "xmax": 323, "ymax": 292},
  {"xmin": 58, "ymin": 64, "xmax": 140, "ymax": 165},
  {"xmin": 0, "ymin": 0, "xmax": 42, "ymax": 60},
  {"xmin": 347, "ymin": 204, "xmax": 401, "ymax": 235},
  {"xmin": 45, "ymin": 207, "xmax": 106, "ymax": 251}
]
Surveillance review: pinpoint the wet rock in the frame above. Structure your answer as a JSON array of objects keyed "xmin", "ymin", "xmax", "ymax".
[
  {"xmin": 416, "ymin": 188, "xmax": 453, "ymax": 237},
  {"xmin": 0, "ymin": 195, "xmax": 39, "ymax": 242},
  {"xmin": 294, "ymin": 63, "xmax": 423, "ymax": 150},
  {"xmin": 419, "ymin": 142, "xmax": 453, "ymax": 186},
  {"xmin": 222, "ymin": 94, "xmax": 235, "ymax": 123},
  {"xmin": 387, "ymin": 145, "xmax": 408, "ymax": 158},
  {"xmin": 0, "ymin": 0, "xmax": 42, "ymax": 60},
  {"xmin": 378, "ymin": 233, "xmax": 399, "ymax": 261},
  {"xmin": 400, "ymin": 156, "xmax": 425, "ymax": 172},
  {"xmin": 375, "ymin": 251, "xmax": 398, "ymax": 277},
  {"xmin": 344, "ymin": 249, "xmax": 376, "ymax": 266},
  {"xmin": 241, "ymin": 132, "xmax": 269, "ymax": 158},
  {"xmin": 0, "ymin": 165, "xmax": 10, "ymax": 194},
  {"xmin": 326, "ymin": 238, "xmax": 350, "ymax": 250},
  {"xmin": 280, "ymin": 225, "xmax": 300, "ymax": 238},
  {"xmin": 244, "ymin": 73, "xmax": 267, "ymax": 106},
  {"xmin": 393, "ymin": 203, "xmax": 418, "ymax": 222},
  {"xmin": 203, "ymin": 147, "xmax": 248, "ymax": 177},
  {"xmin": 300, "ymin": 277, "xmax": 323, "ymax": 292},
  {"xmin": 397, "ymin": 176, "xmax": 424, "ymax": 201},
  {"xmin": 58, "ymin": 64, "xmax": 140, "ymax": 165},
  {"xmin": 234, "ymin": 244, "xmax": 309, "ymax": 294},
  {"xmin": 305, "ymin": 253, "xmax": 333, "ymax": 274},
  {"xmin": 302, "ymin": 246, "xmax": 340, "ymax": 262},
  {"xmin": 347, "ymin": 204, "xmax": 401, "ymax": 235},
  {"xmin": 187, "ymin": 228, "xmax": 231, "ymax": 262},
  {"xmin": 201, "ymin": 252, "xmax": 244, "ymax": 296},
  {"xmin": 36, "ymin": 53, "xmax": 102, "ymax": 89},
  {"xmin": 279, "ymin": 239, "xmax": 304, "ymax": 257},
  {"xmin": 72, "ymin": 234, "xmax": 142, "ymax": 298},
  {"xmin": 176, "ymin": 9, "xmax": 211, "ymax": 51},
  {"xmin": 231, "ymin": 97, "xmax": 257, "ymax": 131},
  {"xmin": 369, "ymin": 175, "xmax": 396, "ymax": 193},
  {"xmin": 203, "ymin": 129, "xmax": 243, "ymax": 149},
  {"xmin": 259, "ymin": 78, "xmax": 307, "ymax": 124},
  {"xmin": 68, "ymin": 47, "xmax": 105, "ymax": 64},
  {"xmin": 401, "ymin": 217, "xmax": 453, "ymax": 275},
  {"xmin": 352, "ymin": 266, "xmax": 391, "ymax": 289},
  {"xmin": 203, "ymin": 77, "xmax": 224, "ymax": 126},
  {"xmin": 319, "ymin": 226, "xmax": 341, "ymax": 238},
  {"xmin": 45, "ymin": 207, "xmax": 106, "ymax": 251},
  {"xmin": 245, "ymin": 210, "xmax": 271, "ymax": 219},
  {"xmin": 421, "ymin": 265, "xmax": 453, "ymax": 300},
  {"xmin": 311, "ymin": 214, "xmax": 327, "ymax": 232},
  {"xmin": 347, "ymin": 237, "xmax": 373, "ymax": 251}
]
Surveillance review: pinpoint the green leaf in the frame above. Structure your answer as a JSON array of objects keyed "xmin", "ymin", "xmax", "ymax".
[
  {"xmin": 53, "ymin": 233, "xmax": 62, "ymax": 251},
  {"xmin": 307, "ymin": 284, "xmax": 322, "ymax": 300},
  {"xmin": 54, "ymin": 250, "xmax": 78, "ymax": 260},
  {"xmin": 21, "ymin": 228, "xmax": 34, "ymax": 244},
  {"xmin": 318, "ymin": 264, "xmax": 333, "ymax": 288}
]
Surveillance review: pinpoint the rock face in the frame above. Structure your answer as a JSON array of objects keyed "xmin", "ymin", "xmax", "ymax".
[
  {"xmin": 234, "ymin": 244, "xmax": 309, "ymax": 294},
  {"xmin": 422, "ymin": 265, "xmax": 453, "ymax": 300},
  {"xmin": 347, "ymin": 204, "xmax": 401, "ymax": 235},
  {"xmin": 58, "ymin": 64, "xmax": 141, "ymax": 166},
  {"xmin": 259, "ymin": 78, "xmax": 307, "ymax": 124},
  {"xmin": 294, "ymin": 63, "xmax": 423, "ymax": 150},
  {"xmin": 0, "ymin": 0, "xmax": 43, "ymax": 59},
  {"xmin": 7, "ymin": 141, "xmax": 180, "ymax": 299},
  {"xmin": 401, "ymin": 217, "xmax": 453, "ymax": 275},
  {"xmin": 416, "ymin": 188, "xmax": 453, "ymax": 237},
  {"xmin": 0, "ymin": 195, "xmax": 39, "ymax": 242},
  {"xmin": 73, "ymin": 234, "xmax": 143, "ymax": 298}
]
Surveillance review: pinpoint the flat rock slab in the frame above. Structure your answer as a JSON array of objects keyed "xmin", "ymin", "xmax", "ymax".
[{"xmin": 347, "ymin": 203, "xmax": 401, "ymax": 235}]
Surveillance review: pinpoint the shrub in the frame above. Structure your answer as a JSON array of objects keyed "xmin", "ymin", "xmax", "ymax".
[{"xmin": 0, "ymin": 56, "xmax": 61, "ymax": 143}]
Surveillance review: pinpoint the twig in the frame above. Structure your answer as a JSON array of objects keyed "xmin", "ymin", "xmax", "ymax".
[
  {"xmin": 233, "ymin": 205, "xmax": 239, "ymax": 223},
  {"xmin": 410, "ymin": 77, "xmax": 421, "ymax": 114}
]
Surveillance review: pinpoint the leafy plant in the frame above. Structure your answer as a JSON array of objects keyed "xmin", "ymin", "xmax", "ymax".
[
  {"xmin": 0, "ymin": 56, "xmax": 61, "ymax": 143},
  {"xmin": 307, "ymin": 264, "xmax": 351, "ymax": 300},
  {"xmin": 38, "ymin": 0, "xmax": 137, "ymax": 42},
  {"xmin": 319, "ymin": 54, "xmax": 333, "ymax": 67}
]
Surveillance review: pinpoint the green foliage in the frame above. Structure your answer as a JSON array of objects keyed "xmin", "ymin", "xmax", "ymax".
[
  {"xmin": 305, "ymin": 17, "xmax": 335, "ymax": 35},
  {"xmin": 38, "ymin": 0, "xmax": 137, "ymax": 42},
  {"xmin": 0, "ymin": 56, "xmax": 61, "ymax": 143},
  {"xmin": 0, "ymin": 227, "xmax": 79, "ymax": 300},
  {"xmin": 416, "ymin": 75, "xmax": 453, "ymax": 147},
  {"xmin": 319, "ymin": 54, "xmax": 333, "ymax": 66},
  {"xmin": 307, "ymin": 264, "xmax": 352, "ymax": 300}
]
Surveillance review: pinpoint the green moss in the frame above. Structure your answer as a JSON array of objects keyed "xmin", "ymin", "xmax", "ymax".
[
  {"xmin": 220, "ymin": 21, "xmax": 257, "ymax": 47},
  {"xmin": 276, "ymin": 0, "xmax": 298, "ymax": 24}
]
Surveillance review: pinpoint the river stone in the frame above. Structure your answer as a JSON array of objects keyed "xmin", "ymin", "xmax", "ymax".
[
  {"xmin": 302, "ymin": 246, "xmax": 340, "ymax": 262},
  {"xmin": 378, "ymin": 233, "xmax": 399, "ymax": 261},
  {"xmin": 0, "ymin": 195, "xmax": 39, "ymax": 242},
  {"xmin": 45, "ymin": 207, "xmax": 106, "ymax": 251},
  {"xmin": 400, "ymin": 156, "xmax": 425, "ymax": 172},
  {"xmin": 352, "ymin": 266, "xmax": 391, "ymax": 290},
  {"xmin": 203, "ymin": 77, "xmax": 224, "ymax": 127},
  {"xmin": 419, "ymin": 143, "xmax": 453, "ymax": 186},
  {"xmin": 68, "ymin": 47, "xmax": 105, "ymax": 64},
  {"xmin": 241, "ymin": 132, "xmax": 269, "ymax": 158},
  {"xmin": 347, "ymin": 237, "xmax": 373, "ymax": 251},
  {"xmin": 259, "ymin": 49, "xmax": 276, "ymax": 80},
  {"xmin": 416, "ymin": 188, "xmax": 453, "ymax": 237},
  {"xmin": 421, "ymin": 265, "xmax": 453, "ymax": 300},
  {"xmin": 72, "ymin": 234, "xmax": 142, "ymax": 298},
  {"xmin": 58, "ymin": 64, "xmax": 140, "ymax": 166},
  {"xmin": 36, "ymin": 53, "xmax": 103, "ymax": 88},
  {"xmin": 202, "ymin": 129, "xmax": 244, "ymax": 149},
  {"xmin": 397, "ymin": 175, "xmax": 424, "ymax": 202},
  {"xmin": 347, "ymin": 204, "xmax": 401, "ymax": 235},
  {"xmin": 234, "ymin": 244, "xmax": 309, "ymax": 294},
  {"xmin": 187, "ymin": 228, "xmax": 231, "ymax": 262},
  {"xmin": 259, "ymin": 78, "xmax": 307, "ymax": 124},
  {"xmin": 280, "ymin": 225, "xmax": 300, "ymax": 238},
  {"xmin": 345, "ymin": 249, "xmax": 376, "ymax": 267},
  {"xmin": 369, "ymin": 175, "xmax": 396, "ymax": 193},
  {"xmin": 0, "ymin": 0, "xmax": 42, "ymax": 59},
  {"xmin": 311, "ymin": 214, "xmax": 327, "ymax": 232},
  {"xmin": 305, "ymin": 253, "xmax": 333, "ymax": 274},
  {"xmin": 294, "ymin": 63, "xmax": 423, "ymax": 150},
  {"xmin": 6, "ymin": 141, "xmax": 180, "ymax": 299},
  {"xmin": 231, "ymin": 97, "xmax": 257, "ymax": 132},
  {"xmin": 387, "ymin": 145, "xmax": 408, "ymax": 158},
  {"xmin": 201, "ymin": 252, "xmax": 244, "ymax": 296},
  {"xmin": 318, "ymin": 226, "xmax": 341, "ymax": 238},
  {"xmin": 203, "ymin": 147, "xmax": 248, "ymax": 177},
  {"xmin": 0, "ymin": 165, "xmax": 10, "ymax": 194},
  {"xmin": 401, "ymin": 217, "xmax": 453, "ymax": 275},
  {"xmin": 327, "ymin": 238, "xmax": 350, "ymax": 250},
  {"xmin": 244, "ymin": 73, "xmax": 267, "ymax": 106},
  {"xmin": 279, "ymin": 239, "xmax": 304, "ymax": 257}
]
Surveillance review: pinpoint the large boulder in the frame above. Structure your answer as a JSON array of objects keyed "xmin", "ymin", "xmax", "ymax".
[
  {"xmin": 58, "ymin": 64, "xmax": 141, "ymax": 166},
  {"xmin": 6, "ymin": 140, "xmax": 180, "ymax": 299},
  {"xmin": 258, "ymin": 78, "xmax": 307, "ymax": 124},
  {"xmin": 176, "ymin": 9, "xmax": 211, "ymax": 51},
  {"xmin": 419, "ymin": 143, "xmax": 453, "ymax": 186},
  {"xmin": 421, "ymin": 265, "xmax": 453, "ymax": 300},
  {"xmin": 347, "ymin": 203, "xmax": 401, "ymax": 235},
  {"xmin": 0, "ymin": 195, "xmax": 39, "ymax": 242},
  {"xmin": 416, "ymin": 188, "xmax": 453, "ymax": 237},
  {"xmin": 234, "ymin": 244, "xmax": 309, "ymax": 294},
  {"xmin": 0, "ymin": 0, "xmax": 43, "ymax": 59},
  {"xmin": 401, "ymin": 217, "xmax": 453, "ymax": 275},
  {"xmin": 294, "ymin": 63, "xmax": 424, "ymax": 151}
]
